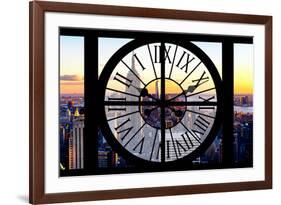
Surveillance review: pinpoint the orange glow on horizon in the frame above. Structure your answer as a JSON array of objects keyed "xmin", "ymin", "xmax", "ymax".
[
  {"xmin": 60, "ymin": 81, "xmax": 84, "ymax": 94},
  {"xmin": 60, "ymin": 72, "xmax": 253, "ymax": 95},
  {"xmin": 234, "ymin": 65, "xmax": 253, "ymax": 95}
]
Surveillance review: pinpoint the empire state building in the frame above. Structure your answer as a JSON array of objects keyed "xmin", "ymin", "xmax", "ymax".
[
  {"xmin": 126, "ymin": 52, "xmax": 141, "ymax": 127},
  {"xmin": 125, "ymin": 52, "xmax": 143, "ymax": 151}
]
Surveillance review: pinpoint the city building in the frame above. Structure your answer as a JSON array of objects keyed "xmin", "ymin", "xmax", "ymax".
[
  {"xmin": 59, "ymin": 95, "xmax": 86, "ymax": 171},
  {"xmin": 69, "ymin": 114, "xmax": 84, "ymax": 169}
]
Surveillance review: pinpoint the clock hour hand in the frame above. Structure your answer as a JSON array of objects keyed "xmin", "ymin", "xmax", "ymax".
[
  {"xmin": 166, "ymin": 91, "xmax": 185, "ymax": 102},
  {"xmin": 130, "ymin": 84, "xmax": 143, "ymax": 93},
  {"xmin": 169, "ymin": 106, "xmax": 184, "ymax": 117},
  {"xmin": 131, "ymin": 85, "xmax": 159, "ymax": 101},
  {"xmin": 143, "ymin": 106, "xmax": 159, "ymax": 117}
]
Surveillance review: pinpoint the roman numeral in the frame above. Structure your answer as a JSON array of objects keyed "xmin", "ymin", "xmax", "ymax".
[
  {"xmin": 199, "ymin": 95, "xmax": 215, "ymax": 102},
  {"xmin": 147, "ymin": 45, "xmax": 157, "ymax": 78},
  {"xmin": 149, "ymin": 130, "xmax": 158, "ymax": 161},
  {"xmin": 113, "ymin": 72, "xmax": 132, "ymax": 88},
  {"xmin": 199, "ymin": 96, "xmax": 215, "ymax": 110},
  {"xmin": 166, "ymin": 140, "xmax": 171, "ymax": 159},
  {"xmin": 192, "ymin": 71, "xmax": 209, "ymax": 86},
  {"xmin": 180, "ymin": 121, "xmax": 202, "ymax": 145},
  {"xmin": 176, "ymin": 132, "xmax": 194, "ymax": 156},
  {"xmin": 133, "ymin": 137, "xmax": 145, "ymax": 154},
  {"xmin": 193, "ymin": 115, "xmax": 210, "ymax": 135},
  {"xmin": 185, "ymin": 71, "xmax": 209, "ymax": 93},
  {"xmin": 176, "ymin": 51, "xmax": 195, "ymax": 73},
  {"xmin": 114, "ymin": 118, "xmax": 133, "ymax": 141},
  {"xmin": 107, "ymin": 97, "xmax": 126, "ymax": 111},
  {"xmin": 179, "ymin": 61, "xmax": 203, "ymax": 85},
  {"xmin": 121, "ymin": 59, "xmax": 146, "ymax": 86},
  {"xmin": 175, "ymin": 130, "xmax": 200, "ymax": 157},
  {"xmin": 156, "ymin": 141, "xmax": 161, "ymax": 160},
  {"xmin": 133, "ymin": 54, "xmax": 147, "ymax": 70},
  {"xmin": 169, "ymin": 129, "xmax": 178, "ymax": 159},
  {"xmin": 124, "ymin": 123, "xmax": 146, "ymax": 148},
  {"xmin": 168, "ymin": 45, "xmax": 178, "ymax": 78},
  {"xmin": 154, "ymin": 45, "xmax": 172, "ymax": 63},
  {"xmin": 182, "ymin": 132, "xmax": 195, "ymax": 148},
  {"xmin": 175, "ymin": 140, "xmax": 186, "ymax": 157}
]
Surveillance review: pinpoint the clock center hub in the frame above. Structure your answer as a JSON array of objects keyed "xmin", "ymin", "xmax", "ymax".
[{"xmin": 139, "ymin": 78, "xmax": 186, "ymax": 129}]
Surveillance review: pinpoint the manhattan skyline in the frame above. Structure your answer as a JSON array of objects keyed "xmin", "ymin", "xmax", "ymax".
[{"xmin": 59, "ymin": 35, "xmax": 254, "ymax": 174}]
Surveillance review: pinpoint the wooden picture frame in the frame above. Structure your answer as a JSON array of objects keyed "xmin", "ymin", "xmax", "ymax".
[{"xmin": 29, "ymin": 1, "xmax": 272, "ymax": 204}]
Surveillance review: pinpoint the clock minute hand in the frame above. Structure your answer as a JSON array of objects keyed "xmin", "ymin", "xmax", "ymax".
[{"xmin": 166, "ymin": 91, "xmax": 185, "ymax": 102}]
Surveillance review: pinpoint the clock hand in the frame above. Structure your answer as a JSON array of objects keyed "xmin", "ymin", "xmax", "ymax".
[
  {"xmin": 168, "ymin": 72, "xmax": 210, "ymax": 102},
  {"xmin": 130, "ymin": 84, "xmax": 143, "ymax": 93},
  {"xmin": 145, "ymin": 92, "xmax": 160, "ymax": 102},
  {"xmin": 169, "ymin": 106, "xmax": 184, "ymax": 117},
  {"xmin": 185, "ymin": 72, "xmax": 209, "ymax": 93},
  {"xmin": 167, "ymin": 79, "xmax": 210, "ymax": 103},
  {"xmin": 166, "ymin": 91, "xmax": 185, "ymax": 103},
  {"xmin": 143, "ymin": 106, "xmax": 159, "ymax": 117},
  {"xmin": 130, "ymin": 84, "xmax": 160, "ymax": 102}
]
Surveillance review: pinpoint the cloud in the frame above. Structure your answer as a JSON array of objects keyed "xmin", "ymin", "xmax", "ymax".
[{"xmin": 60, "ymin": 75, "xmax": 83, "ymax": 81}]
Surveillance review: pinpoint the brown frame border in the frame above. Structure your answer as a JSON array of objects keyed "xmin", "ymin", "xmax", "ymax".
[{"xmin": 29, "ymin": 1, "xmax": 272, "ymax": 204}]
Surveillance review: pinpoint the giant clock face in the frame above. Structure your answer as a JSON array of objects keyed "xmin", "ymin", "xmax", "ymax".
[{"xmin": 99, "ymin": 39, "xmax": 222, "ymax": 166}]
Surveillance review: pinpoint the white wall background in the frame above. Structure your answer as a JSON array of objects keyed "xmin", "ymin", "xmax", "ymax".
[{"xmin": 0, "ymin": 0, "xmax": 279, "ymax": 204}]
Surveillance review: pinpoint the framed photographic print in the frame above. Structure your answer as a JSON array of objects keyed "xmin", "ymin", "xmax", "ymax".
[{"xmin": 29, "ymin": 1, "xmax": 272, "ymax": 204}]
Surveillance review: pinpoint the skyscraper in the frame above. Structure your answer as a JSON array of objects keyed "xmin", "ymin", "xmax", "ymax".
[
  {"xmin": 155, "ymin": 80, "xmax": 159, "ymax": 99},
  {"xmin": 125, "ymin": 52, "xmax": 143, "ymax": 154},
  {"xmin": 125, "ymin": 52, "xmax": 140, "ymax": 102},
  {"xmin": 125, "ymin": 52, "xmax": 141, "ymax": 124},
  {"xmin": 69, "ymin": 115, "xmax": 84, "ymax": 169}
]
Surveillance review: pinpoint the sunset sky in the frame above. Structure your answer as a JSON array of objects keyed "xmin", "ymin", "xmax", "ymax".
[
  {"xmin": 60, "ymin": 36, "xmax": 253, "ymax": 95},
  {"xmin": 234, "ymin": 44, "xmax": 254, "ymax": 94},
  {"xmin": 60, "ymin": 36, "xmax": 84, "ymax": 94}
]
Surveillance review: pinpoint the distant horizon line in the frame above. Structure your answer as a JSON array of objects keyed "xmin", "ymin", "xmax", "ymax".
[{"xmin": 60, "ymin": 93, "xmax": 254, "ymax": 96}]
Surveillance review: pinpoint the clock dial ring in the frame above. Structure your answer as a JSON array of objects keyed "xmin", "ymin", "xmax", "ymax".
[{"xmin": 98, "ymin": 38, "xmax": 223, "ymax": 166}]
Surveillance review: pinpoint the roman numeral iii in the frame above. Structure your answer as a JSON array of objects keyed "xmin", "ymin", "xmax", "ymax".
[{"xmin": 108, "ymin": 97, "xmax": 126, "ymax": 111}]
